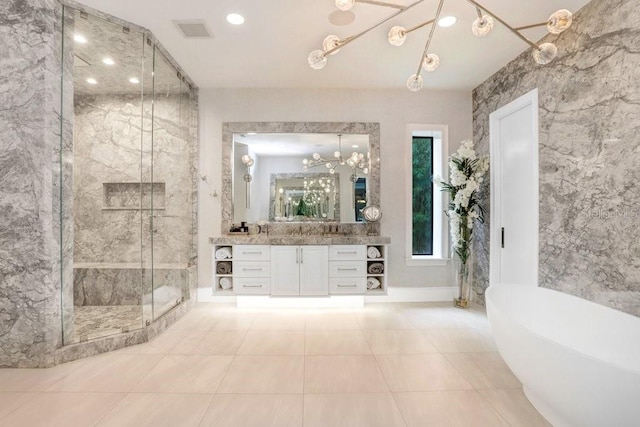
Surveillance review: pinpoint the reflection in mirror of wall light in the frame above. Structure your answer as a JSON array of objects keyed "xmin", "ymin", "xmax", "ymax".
[
  {"xmin": 74, "ymin": 34, "xmax": 87, "ymax": 43},
  {"xmin": 438, "ymin": 16, "xmax": 457, "ymax": 27},
  {"xmin": 86, "ymin": 78, "xmax": 97, "ymax": 85},
  {"xmin": 129, "ymin": 77, "xmax": 140, "ymax": 84},
  {"xmin": 102, "ymin": 57, "xmax": 115, "ymax": 65},
  {"xmin": 226, "ymin": 13, "xmax": 245, "ymax": 25}
]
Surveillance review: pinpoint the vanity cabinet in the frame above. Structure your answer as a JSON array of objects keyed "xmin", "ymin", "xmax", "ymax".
[
  {"xmin": 211, "ymin": 242, "xmax": 387, "ymax": 296},
  {"xmin": 270, "ymin": 246, "xmax": 329, "ymax": 296}
]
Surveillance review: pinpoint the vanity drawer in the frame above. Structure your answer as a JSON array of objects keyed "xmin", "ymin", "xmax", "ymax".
[
  {"xmin": 234, "ymin": 261, "xmax": 271, "ymax": 277},
  {"xmin": 329, "ymin": 245, "xmax": 366, "ymax": 261},
  {"xmin": 234, "ymin": 245, "xmax": 270, "ymax": 261},
  {"xmin": 329, "ymin": 261, "xmax": 367, "ymax": 277},
  {"xmin": 234, "ymin": 277, "xmax": 271, "ymax": 295},
  {"xmin": 329, "ymin": 278, "xmax": 366, "ymax": 294}
]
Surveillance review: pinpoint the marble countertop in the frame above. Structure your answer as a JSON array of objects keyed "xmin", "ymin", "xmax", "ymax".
[{"xmin": 209, "ymin": 235, "xmax": 391, "ymax": 245}]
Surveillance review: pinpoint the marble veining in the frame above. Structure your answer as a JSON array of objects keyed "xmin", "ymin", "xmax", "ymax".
[
  {"xmin": 472, "ymin": 0, "xmax": 640, "ymax": 316},
  {"xmin": 210, "ymin": 235, "xmax": 391, "ymax": 246}
]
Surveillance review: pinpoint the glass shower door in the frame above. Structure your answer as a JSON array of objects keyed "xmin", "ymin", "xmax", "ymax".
[{"xmin": 149, "ymin": 48, "xmax": 192, "ymax": 319}]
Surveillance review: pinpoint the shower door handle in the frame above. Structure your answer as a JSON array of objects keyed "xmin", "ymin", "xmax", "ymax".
[{"xmin": 501, "ymin": 227, "xmax": 505, "ymax": 248}]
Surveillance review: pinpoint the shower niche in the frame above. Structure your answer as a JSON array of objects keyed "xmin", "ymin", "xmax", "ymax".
[{"xmin": 60, "ymin": 6, "xmax": 198, "ymax": 347}]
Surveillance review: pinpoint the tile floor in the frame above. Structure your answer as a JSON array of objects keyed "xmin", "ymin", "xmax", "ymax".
[{"xmin": 0, "ymin": 302, "xmax": 550, "ymax": 427}]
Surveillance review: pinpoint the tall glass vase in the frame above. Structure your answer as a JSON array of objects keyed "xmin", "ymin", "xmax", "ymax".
[{"xmin": 454, "ymin": 255, "xmax": 471, "ymax": 308}]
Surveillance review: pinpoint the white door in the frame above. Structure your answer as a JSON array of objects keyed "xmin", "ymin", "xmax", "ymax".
[
  {"xmin": 270, "ymin": 246, "xmax": 300, "ymax": 295},
  {"xmin": 490, "ymin": 89, "xmax": 539, "ymax": 287},
  {"xmin": 299, "ymin": 246, "xmax": 329, "ymax": 296}
]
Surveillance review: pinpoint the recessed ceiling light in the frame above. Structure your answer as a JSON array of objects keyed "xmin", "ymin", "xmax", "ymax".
[
  {"xmin": 74, "ymin": 34, "xmax": 87, "ymax": 43},
  {"xmin": 86, "ymin": 78, "xmax": 97, "ymax": 85},
  {"xmin": 129, "ymin": 77, "xmax": 140, "ymax": 84},
  {"xmin": 226, "ymin": 13, "xmax": 245, "ymax": 25},
  {"xmin": 102, "ymin": 57, "xmax": 115, "ymax": 65},
  {"xmin": 438, "ymin": 16, "xmax": 457, "ymax": 27},
  {"xmin": 352, "ymin": 144, "xmax": 359, "ymax": 148},
  {"xmin": 247, "ymin": 132, "xmax": 257, "ymax": 135}
]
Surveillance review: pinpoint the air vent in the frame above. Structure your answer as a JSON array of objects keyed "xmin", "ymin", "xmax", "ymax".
[{"xmin": 173, "ymin": 20, "xmax": 212, "ymax": 38}]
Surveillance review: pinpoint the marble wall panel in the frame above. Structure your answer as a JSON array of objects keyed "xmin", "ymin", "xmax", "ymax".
[
  {"xmin": 472, "ymin": 0, "xmax": 640, "ymax": 316},
  {"xmin": 0, "ymin": 0, "xmax": 65, "ymax": 367}
]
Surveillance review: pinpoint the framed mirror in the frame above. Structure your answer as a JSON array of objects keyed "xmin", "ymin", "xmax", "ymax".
[
  {"xmin": 221, "ymin": 122, "xmax": 380, "ymax": 234},
  {"xmin": 270, "ymin": 173, "xmax": 340, "ymax": 221}
]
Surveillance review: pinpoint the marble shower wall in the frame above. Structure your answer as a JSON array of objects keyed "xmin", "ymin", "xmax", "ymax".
[
  {"xmin": 472, "ymin": 0, "xmax": 640, "ymax": 316},
  {"xmin": 73, "ymin": 93, "xmax": 194, "ymax": 266},
  {"xmin": 0, "ymin": 0, "xmax": 70, "ymax": 367}
]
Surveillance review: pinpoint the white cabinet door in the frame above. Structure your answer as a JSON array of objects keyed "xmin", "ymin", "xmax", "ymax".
[
  {"xmin": 300, "ymin": 246, "xmax": 329, "ymax": 296},
  {"xmin": 270, "ymin": 246, "xmax": 300, "ymax": 296}
]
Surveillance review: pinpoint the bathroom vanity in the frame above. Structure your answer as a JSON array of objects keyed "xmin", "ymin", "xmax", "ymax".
[{"xmin": 211, "ymin": 237, "xmax": 390, "ymax": 296}]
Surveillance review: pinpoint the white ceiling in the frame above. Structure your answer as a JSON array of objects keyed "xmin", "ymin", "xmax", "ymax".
[{"xmin": 76, "ymin": 0, "xmax": 590, "ymax": 91}]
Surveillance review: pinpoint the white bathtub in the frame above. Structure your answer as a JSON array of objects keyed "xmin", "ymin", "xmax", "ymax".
[{"xmin": 486, "ymin": 284, "xmax": 640, "ymax": 427}]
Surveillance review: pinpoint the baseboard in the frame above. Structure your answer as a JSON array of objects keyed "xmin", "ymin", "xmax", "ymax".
[{"xmin": 197, "ymin": 286, "xmax": 456, "ymax": 304}]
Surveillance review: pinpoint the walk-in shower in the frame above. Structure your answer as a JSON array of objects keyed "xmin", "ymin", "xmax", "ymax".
[{"xmin": 60, "ymin": 6, "xmax": 198, "ymax": 346}]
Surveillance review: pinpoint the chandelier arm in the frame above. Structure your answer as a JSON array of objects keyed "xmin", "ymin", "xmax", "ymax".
[
  {"xmin": 465, "ymin": 0, "xmax": 540, "ymax": 50},
  {"xmin": 324, "ymin": 0, "xmax": 425, "ymax": 56},
  {"xmin": 514, "ymin": 21, "xmax": 549, "ymax": 31},
  {"xmin": 356, "ymin": 0, "xmax": 406, "ymax": 10},
  {"xmin": 405, "ymin": 19, "xmax": 435, "ymax": 35},
  {"xmin": 475, "ymin": 7, "xmax": 483, "ymax": 19},
  {"xmin": 414, "ymin": 0, "xmax": 445, "ymax": 78}
]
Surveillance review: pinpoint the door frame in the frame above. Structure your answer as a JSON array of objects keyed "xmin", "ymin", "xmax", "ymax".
[{"xmin": 489, "ymin": 88, "xmax": 539, "ymax": 287}]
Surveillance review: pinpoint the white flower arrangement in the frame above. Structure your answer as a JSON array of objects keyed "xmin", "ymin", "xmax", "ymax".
[{"xmin": 434, "ymin": 139, "xmax": 489, "ymax": 269}]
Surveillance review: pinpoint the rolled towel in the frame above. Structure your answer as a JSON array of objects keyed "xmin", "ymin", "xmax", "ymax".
[
  {"xmin": 367, "ymin": 277, "xmax": 381, "ymax": 290},
  {"xmin": 216, "ymin": 261, "xmax": 232, "ymax": 275},
  {"xmin": 219, "ymin": 277, "xmax": 232, "ymax": 290},
  {"xmin": 368, "ymin": 262, "xmax": 384, "ymax": 274},
  {"xmin": 215, "ymin": 247, "xmax": 232, "ymax": 259},
  {"xmin": 367, "ymin": 246, "xmax": 381, "ymax": 259}
]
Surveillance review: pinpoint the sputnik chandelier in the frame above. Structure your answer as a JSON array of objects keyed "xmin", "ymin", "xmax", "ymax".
[
  {"xmin": 302, "ymin": 134, "xmax": 369, "ymax": 180},
  {"xmin": 308, "ymin": 0, "xmax": 573, "ymax": 91}
]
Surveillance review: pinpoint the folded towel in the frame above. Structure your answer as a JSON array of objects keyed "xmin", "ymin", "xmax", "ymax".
[
  {"xmin": 219, "ymin": 277, "xmax": 232, "ymax": 290},
  {"xmin": 367, "ymin": 246, "xmax": 381, "ymax": 259},
  {"xmin": 368, "ymin": 262, "xmax": 384, "ymax": 274},
  {"xmin": 367, "ymin": 277, "xmax": 381, "ymax": 290},
  {"xmin": 215, "ymin": 247, "xmax": 232, "ymax": 259},
  {"xmin": 216, "ymin": 261, "xmax": 232, "ymax": 275}
]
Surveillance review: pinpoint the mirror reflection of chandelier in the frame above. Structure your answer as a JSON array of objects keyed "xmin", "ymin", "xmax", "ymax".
[
  {"xmin": 308, "ymin": 0, "xmax": 573, "ymax": 92},
  {"xmin": 302, "ymin": 133, "xmax": 370, "ymax": 178}
]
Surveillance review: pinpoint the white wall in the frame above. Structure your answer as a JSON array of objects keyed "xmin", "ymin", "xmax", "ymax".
[{"xmin": 199, "ymin": 88, "xmax": 472, "ymax": 289}]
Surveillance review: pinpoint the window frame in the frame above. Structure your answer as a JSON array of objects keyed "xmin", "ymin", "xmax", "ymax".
[{"xmin": 405, "ymin": 124, "xmax": 449, "ymax": 266}]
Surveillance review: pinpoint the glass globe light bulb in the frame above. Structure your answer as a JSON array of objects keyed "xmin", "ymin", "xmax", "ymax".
[
  {"xmin": 330, "ymin": 168, "xmax": 336, "ymax": 174},
  {"xmin": 363, "ymin": 167, "xmax": 369, "ymax": 174},
  {"xmin": 547, "ymin": 9, "xmax": 572, "ymax": 34},
  {"xmin": 358, "ymin": 153, "xmax": 364, "ymax": 160},
  {"xmin": 246, "ymin": 159, "xmax": 254, "ymax": 167},
  {"xmin": 326, "ymin": 162, "xmax": 332, "ymax": 168},
  {"xmin": 472, "ymin": 15, "xmax": 494, "ymax": 37},
  {"xmin": 347, "ymin": 159, "xmax": 355, "ymax": 167},
  {"xmin": 241, "ymin": 154, "xmax": 251, "ymax": 164},
  {"xmin": 335, "ymin": 0, "xmax": 355, "ymax": 11},
  {"xmin": 302, "ymin": 158, "xmax": 308, "ymax": 165},
  {"xmin": 334, "ymin": 151, "xmax": 341, "ymax": 158},
  {"xmin": 422, "ymin": 53, "xmax": 440, "ymax": 72},
  {"xmin": 308, "ymin": 50, "xmax": 327, "ymax": 70},
  {"xmin": 387, "ymin": 26, "xmax": 407, "ymax": 46},
  {"xmin": 313, "ymin": 152, "xmax": 321, "ymax": 160},
  {"xmin": 407, "ymin": 74, "xmax": 424, "ymax": 92},
  {"xmin": 533, "ymin": 42, "xmax": 558, "ymax": 65},
  {"xmin": 323, "ymin": 35, "xmax": 341, "ymax": 55}
]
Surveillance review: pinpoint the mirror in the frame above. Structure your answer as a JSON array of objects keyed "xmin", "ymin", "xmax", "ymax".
[
  {"xmin": 270, "ymin": 173, "xmax": 340, "ymax": 221},
  {"xmin": 221, "ymin": 122, "xmax": 380, "ymax": 233}
]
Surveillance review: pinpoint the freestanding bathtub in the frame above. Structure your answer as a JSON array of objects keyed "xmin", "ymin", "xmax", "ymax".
[{"xmin": 486, "ymin": 284, "xmax": 640, "ymax": 427}]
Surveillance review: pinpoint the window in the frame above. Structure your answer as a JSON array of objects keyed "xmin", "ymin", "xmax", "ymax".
[
  {"xmin": 406, "ymin": 124, "xmax": 448, "ymax": 265},
  {"xmin": 412, "ymin": 136, "xmax": 434, "ymax": 255}
]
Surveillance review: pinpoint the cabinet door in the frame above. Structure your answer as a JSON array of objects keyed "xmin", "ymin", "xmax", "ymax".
[
  {"xmin": 300, "ymin": 246, "xmax": 329, "ymax": 296},
  {"xmin": 270, "ymin": 246, "xmax": 300, "ymax": 296}
]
